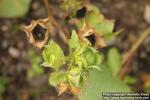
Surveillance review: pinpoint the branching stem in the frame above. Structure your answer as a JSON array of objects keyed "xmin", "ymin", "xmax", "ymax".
[
  {"xmin": 119, "ymin": 27, "xmax": 150, "ymax": 79},
  {"xmin": 43, "ymin": 0, "xmax": 68, "ymax": 44}
]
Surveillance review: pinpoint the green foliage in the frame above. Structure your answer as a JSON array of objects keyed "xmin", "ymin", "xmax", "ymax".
[
  {"xmin": 18, "ymin": 0, "xmax": 131, "ymax": 96},
  {"xmin": 87, "ymin": 13, "xmax": 114, "ymax": 40},
  {"xmin": 0, "ymin": 0, "xmax": 31, "ymax": 17},
  {"xmin": 86, "ymin": 12, "xmax": 103, "ymax": 27},
  {"xmin": 42, "ymin": 40, "xmax": 65, "ymax": 70},
  {"xmin": 0, "ymin": 77, "xmax": 9, "ymax": 99},
  {"xmin": 49, "ymin": 72, "xmax": 66, "ymax": 87},
  {"xmin": 87, "ymin": 5, "xmax": 100, "ymax": 14},
  {"xmin": 68, "ymin": 30, "xmax": 80, "ymax": 49},
  {"xmin": 40, "ymin": 2, "xmax": 129, "ymax": 95},
  {"xmin": 27, "ymin": 49, "xmax": 44, "ymax": 79},
  {"xmin": 78, "ymin": 67, "xmax": 130, "ymax": 100},
  {"xmin": 68, "ymin": 31, "xmax": 101, "ymax": 71},
  {"xmin": 42, "ymin": 31, "xmax": 101, "ymax": 89},
  {"xmin": 83, "ymin": 47, "xmax": 101, "ymax": 66},
  {"xmin": 60, "ymin": 0, "xmax": 83, "ymax": 16},
  {"xmin": 68, "ymin": 68, "xmax": 81, "ymax": 87},
  {"xmin": 107, "ymin": 48, "xmax": 121, "ymax": 76},
  {"xmin": 106, "ymin": 48, "xmax": 137, "ymax": 84},
  {"xmin": 124, "ymin": 75, "xmax": 137, "ymax": 84},
  {"xmin": 95, "ymin": 20, "xmax": 114, "ymax": 36}
]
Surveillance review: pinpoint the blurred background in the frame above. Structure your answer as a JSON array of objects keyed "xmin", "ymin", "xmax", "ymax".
[{"xmin": 0, "ymin": 0, "xmax": 150, "ymax": 100}]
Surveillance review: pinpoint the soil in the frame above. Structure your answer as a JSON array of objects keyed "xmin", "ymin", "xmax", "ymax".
[{"xmin": 0, "ymin": 0, "xmax": 150, "ymax": 100}]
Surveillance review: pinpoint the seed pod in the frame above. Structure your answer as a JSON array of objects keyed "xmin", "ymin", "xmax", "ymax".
[
  {"xmin": 78, "ymin": 21, "xmax": 106, "ymax": 49},
  {"xmin": 23, "ymin": 17, "xmax": 54, "ymax": 48}
]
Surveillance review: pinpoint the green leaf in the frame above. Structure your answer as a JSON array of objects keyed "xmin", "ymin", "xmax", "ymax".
[
  {"xmin": 75, "ymin": 56, "xmax": 87, "ymax": 68},
  {"xmin": 49, "ymin": 72, "xmax": 66, "ymax": 87},
  {"xmin": 81, "ymin": 70, "xmax": 89, "ymax": 81},
  {"xmin": 95, "ymin": 20, "xmax": 114, "ymax": 36},
  {"xmin": 83, "ymin": 47, "xmax": 101, "ymax": 66},
  {"xmin": 78, "ymin": 66, "xmax": 130, "ymax": 100},
  {"xmin": 107, "ymin": 48, "xmax": 121, "ymax": 76},
  {"xmin": 73, "ymin": 45, "xmax": 86, "ymax": 56},
  {"xmin": 69, "ymin": 30, "xmax": 80, "ymax": 49},
  {"xmin": 86, "ymin": 12, "xmax": 104, "ymax": 27},
  {"xmin": 76, "ymin": 11, "xmax": 104, "ymax": 29},
  {"xmin": 83, "ymin": 47, "xmax": 95, "ymax": 65},
  {"xmin": 124, "ymin": 75, "xmax": 137, "ymax": 84},
  {"xmin": 40, "ymin": 62, "xmax": 50, "ymax": 67},
  {"xmin": 73, "ymin": 45, "xmax": 88, "ymax": 68},
  {"xmin": 68, "ymin": 68, "xmax": 81, "ymax": 87},
  {"xmin": 0, "ymin": 0, "xmax": 31, "ymax": 17},
  {"xmin": 103, "ymin": 30, "xmax": 121, "ymax": 41},
  {"xmin": 27, "ymin": 49, "xmax": 44, "ymax": 79},
  {"xmin": 77, "ymin": 19, "xmax": 84, "ymax": 29},
  {"xmin": 95, "ymin": 53, "xmax": 101, "ymax": 65},
  {"xmin": 88, "ymin": 65, "xmax": 101, "ymax": 71},
  {"xmin": 87, "ymin": 5, "xmax": 100, "ymax": 14},
  {"xmin": 27, "ymin": 65, "xmax": 44, "ymax": 79},
  {"xmin": 0, "ymin": 77, "xmax": 9, "ymax": 95},
  {"xmin": 42, "ymin": 40, "xmax": 65, "ymax": 70}
]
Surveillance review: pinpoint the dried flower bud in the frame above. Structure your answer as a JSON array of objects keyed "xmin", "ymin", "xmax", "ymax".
[
  {"xmin": 69, "ymin": 86, "xmax": 81, "ymax": 95},
  {"xmin": 23, "ymin": 17, "xmax": 53, "ymax": 48},
  {"xmin": 58, "ymin": 82, "xmax": 69, "ymax": 96}
]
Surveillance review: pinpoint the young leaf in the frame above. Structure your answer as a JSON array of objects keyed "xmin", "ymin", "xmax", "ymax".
[
  {"xmin": 49, "ymin": 72, "xmax": 66, "ymax": 87},
  {"xmin": 69, "ymin": 30, "xmax": 80, "ymax": 49},
  {"xmin": 83, "ymin": 48, "xmax": 95, "ymax": 66},
  {"xmin": 68, "ymin": 68, "xmax": 81, "ymax": 87},
  {"xmin": 107, "ymin": 48, "xmax": 121, "ymax": 76},
  {"xmin": 83, "ymin": 47, "xmax": 101, "ymax": 66},
  {"xmin": 95, "ymin": 53, "xmax": 101, "ymax": 65},
  {"xmin": 42, "ymin": 40, "xmax": 65, "ymax": 70},
  {"xmin": 75, "ymin": 56, "xmax": 87, "ymax": 68}
]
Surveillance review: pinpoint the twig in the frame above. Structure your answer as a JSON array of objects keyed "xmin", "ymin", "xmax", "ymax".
[
  {"xmin": 43, "ymin": 0, "xmax": 51, "ymax": 17},
  {"xmin": 119, "ymin": 27, "xmax": 150, "ymax": 79},
  {"xmin": 43, "ymin": 0, "xmax": 68, "ymax": 44}
]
